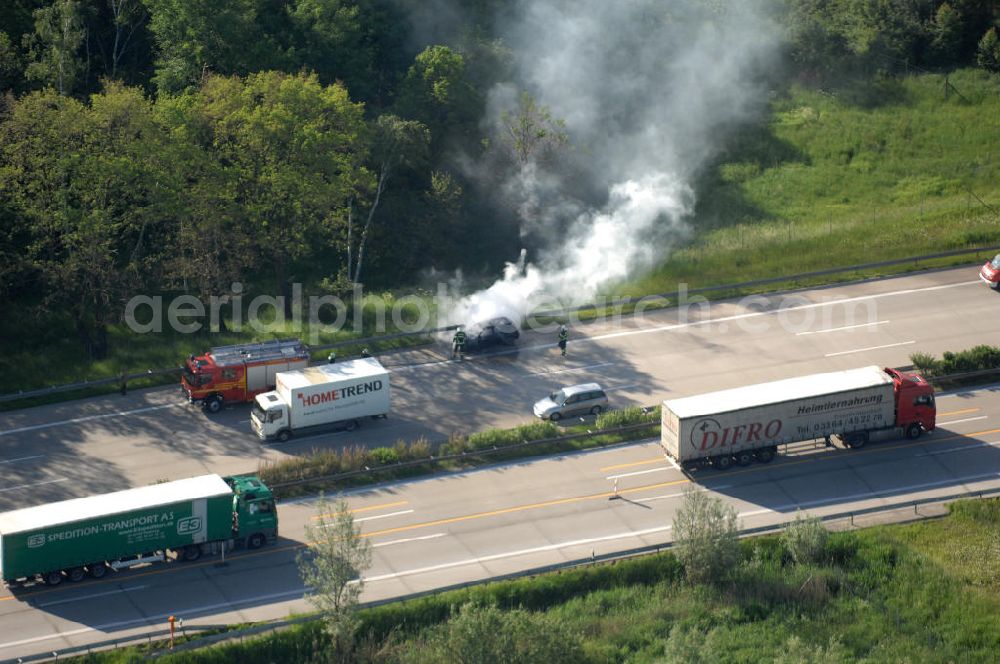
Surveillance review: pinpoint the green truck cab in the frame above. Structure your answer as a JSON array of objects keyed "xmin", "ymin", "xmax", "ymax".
[
  {"xmin": 227, "ymin": 475, "xmax": 279, "ymax": 549},
  {"xmin": 0, "ymin": 474, "xmax": 279, "ymax": 587}
]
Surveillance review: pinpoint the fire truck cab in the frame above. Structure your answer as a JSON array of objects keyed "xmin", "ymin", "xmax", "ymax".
[{"xmin": 181, "ymin": 339, "xmax": 311, "ymax": 413}]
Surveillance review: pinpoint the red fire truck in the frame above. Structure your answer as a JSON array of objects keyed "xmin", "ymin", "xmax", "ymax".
[{"xmin": 181, "ymin": 339, "xmax": 311, "ymax": 413}]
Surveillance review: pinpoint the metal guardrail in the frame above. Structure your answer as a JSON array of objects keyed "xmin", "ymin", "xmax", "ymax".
[
  {"xmin": 265, "ymin": 419, "xmax": 661, "ymax": 491},
  {"xmin": 1, "ymin": 243, "xmax": 996, "ymax": 405},
  {"xmin": 920, "ymin": 366, "xmax": 1000, "ymax": 386},
  {"xmin": 533, "ymin": 243, "xmax": 1000, "ymax": 318},
  {"xmin": 13, "ymin": 485, "xmax": 1000, "ymax": 664}
]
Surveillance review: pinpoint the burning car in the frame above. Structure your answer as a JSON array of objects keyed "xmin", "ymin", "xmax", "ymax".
[{"xmin": 463, "ymin": 317, "xmax": 520, "ymax": 352}]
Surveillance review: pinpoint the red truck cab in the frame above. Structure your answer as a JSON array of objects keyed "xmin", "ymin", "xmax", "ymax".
[
  {"xmin": 182, "ymin": 339, "xmax": 310, "ymax": 413},
  {"xmin": 885, "ymin": 367, "xmax": 936, "ymax": 438}
]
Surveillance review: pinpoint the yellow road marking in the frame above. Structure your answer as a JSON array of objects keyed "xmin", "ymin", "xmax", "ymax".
[
  {"xmin": 6, "ymin": 425, "xmax": 1000, "ymax": 603},
  {"xmin": 599, "ymin": 457, "xmax": 665, "ymax": 472},
  {"xmin": 937, "ymin": 408, "xmax": 980, "ymax": 417},
  {"xmin": 312, "ymin": 500, "xmax": 409, "ymax": 520},
  {"xmin": 360, "ymin": 478, "xmax": 693, "ymax": 540}
]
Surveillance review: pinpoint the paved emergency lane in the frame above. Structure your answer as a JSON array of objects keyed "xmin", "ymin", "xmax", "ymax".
[
  {"xmin": 2, "ymin": 383, "xmax": 1000, "ymax": 661},
  {"xmin": 0, "ymin": 266, "xmax": 996, "ymax": 511}
]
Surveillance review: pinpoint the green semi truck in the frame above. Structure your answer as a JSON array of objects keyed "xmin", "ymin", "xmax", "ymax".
[{"xmin": 0, "ymin": 474, "xmax": 278, "ymax": 586}]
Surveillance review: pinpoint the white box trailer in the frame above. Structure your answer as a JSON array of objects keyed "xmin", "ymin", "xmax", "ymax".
[
  {"xmin": 661, "ymin": 366, "xmax": 936, "ymax": 470},
  {"xmin": 251, "ymin": 358, "xmax": 390, "ymax": 442}
]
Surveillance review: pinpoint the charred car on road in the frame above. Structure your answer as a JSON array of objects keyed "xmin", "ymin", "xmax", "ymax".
[{"xmin": 462, "ymin": 317, "xmax": 520, "ymax": 353}]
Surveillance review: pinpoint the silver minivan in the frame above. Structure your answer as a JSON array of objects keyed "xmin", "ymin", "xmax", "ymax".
[{"xmin": 533, "ymin": 383, "xmax": 608, "ymax": 421}]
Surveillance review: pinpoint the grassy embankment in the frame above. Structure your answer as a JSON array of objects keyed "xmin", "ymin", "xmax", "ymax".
[
  {"xmin": 80, "ymin": 498, "xmax": 1000, "ymax": 663},
  {"xmin": 6, "ymin": 70, "xmax": 1000, "ymax": 405},
  {"xmin": 0, "ymin": 291, "xmax": 436, "ymax": 410},
  {"xmin": 621, "ymin": 69, "xmax": 1000, "ymax": 298}
]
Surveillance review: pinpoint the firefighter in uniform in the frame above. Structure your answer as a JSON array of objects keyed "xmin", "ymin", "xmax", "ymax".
[
  {"xmin": 558, "ymin": 325, "xmax": 568, "ymax": 356},
  {"xmin": 452, "ymin": 326, "xmax": 467, "ymax": 360}
]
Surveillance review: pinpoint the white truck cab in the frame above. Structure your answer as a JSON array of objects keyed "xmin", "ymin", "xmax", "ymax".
[{"xmin": 251, "ymin": 392, "xmax": 289, "ymax": 440}]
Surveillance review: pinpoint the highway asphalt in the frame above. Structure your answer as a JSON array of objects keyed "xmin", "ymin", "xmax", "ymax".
[{"xmin": 1, "ymin": 265, "xmax": 1000, "ymax": 659}]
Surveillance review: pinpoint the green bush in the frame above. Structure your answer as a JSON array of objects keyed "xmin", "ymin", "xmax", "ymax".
[
  {"xmin": 595, "ymin": 405, "xmax": 660, "ymax": 429},
  {"xmin": 782, "ymin": 511, "xmax": 829, "ymax": 565},
  {"xmin": 909, "ymin": 351, "xmax": 939, "ymax": 375},
  {"xmin": 910, "ymin": 344, "xmax": 1000, "ymax": 380},
  {"xmin": 368, "ymin": 447, "xmax": 400, "ymax": 465},
  {"xmin": 465, "ymin": 421, "xmax": 560, "ymax": 451}
]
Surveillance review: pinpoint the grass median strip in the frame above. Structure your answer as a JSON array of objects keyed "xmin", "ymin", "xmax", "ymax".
[{"xmin": 259, "ymin": 407, "xmax": 661, "ymax": 500}]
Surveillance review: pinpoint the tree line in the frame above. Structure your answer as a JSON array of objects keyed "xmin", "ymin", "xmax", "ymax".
[{"xmin": 1, "ymin": 0, "xmax": 998, "ymax": 359}]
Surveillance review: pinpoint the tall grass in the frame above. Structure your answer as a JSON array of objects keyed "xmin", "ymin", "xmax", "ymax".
[{"xmin": 619, "ymin": 69, "xmax": 1000, "ymax": 297}]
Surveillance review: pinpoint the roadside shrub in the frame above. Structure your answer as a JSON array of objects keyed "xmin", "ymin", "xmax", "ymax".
[
  {"xmin": 399, "ymin": 602, "xmax": 584, "ymax": 664},
  {"xmin": 909, "ymin": 345, "xmax": 1000, "ymax": 380},
  {"xmin": 369, "ymin": 447, "xmax": 400, "ymax": 465},
  {"xmin": 466, "ymin": 421, "xmax": 559, "ymax": 451},
  {"xmin": 595, "ymin": 405, "xmax": 660, "ymax": 429},
  {"xmin": 909, "ymin": 351, "xmax": 939, "ymax": 375},
  {"xmin": 782, "ymin": 511, "xmax": 829, "ymax": 565},
  {"xmin": 673, "ymin": 487, "xmax": 739, "ymax": 585}
]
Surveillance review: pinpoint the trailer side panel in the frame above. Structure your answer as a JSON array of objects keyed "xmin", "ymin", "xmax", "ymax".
[{"xmin": 661, "ymin": 383, "xmax": 895, "ymax": 461}]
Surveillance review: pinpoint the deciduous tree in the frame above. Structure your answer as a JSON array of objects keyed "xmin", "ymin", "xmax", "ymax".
[
  {"xmin": 191, "ymin": 71, "xmax": 369, "ymax": 311},
  {"xmin": 672, "ymin": 486, "xmax": 739, "ymax": 584},
  {"xmin": 24, "ymin": 0, "xmax": 85, "ymax": 95},
  {"xmin": 297, "ymin": 496, "xmax": 372, "ymax": 661}
]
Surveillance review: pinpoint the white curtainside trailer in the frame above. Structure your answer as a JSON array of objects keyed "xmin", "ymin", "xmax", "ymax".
[{"xmin": 661, "ymin": 366, "xmax": 936, "ymax": 470}]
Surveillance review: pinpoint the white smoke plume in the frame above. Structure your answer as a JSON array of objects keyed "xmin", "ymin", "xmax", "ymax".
[{"xmin": 445, "ymin": 0, "xmax": 781, "ymax": 326}]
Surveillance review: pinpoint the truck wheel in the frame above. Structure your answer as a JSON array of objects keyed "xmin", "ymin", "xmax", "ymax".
[
  {"xmin": 711, "ymin": 455, "xmax": 733, "ymax": 470},
  {"xmin": 88, "ymin": 563, "xmax": 107, "ymax": 578},
  {"xmin": 848, "ymin": 433, "xmax": 868, "ymax": 449},
  {"xmin": 205, "ymin": 396, "xmax": 222, "ymax": 414},
  {"xmin": 735, "ymin": 451, "xmax": 754, "ymax": 467},
  {"xmin": 590, "ymin": 405, "xmax": 603, "ymax": 416},
  {"xmin": 345, "ymin": 419, "xmax": 359, "ymax": 432},
  {"xmin": 182, "ymin": 545, "xmax": 202, "ymax": 562},
  {"xmin": 68, "ymin": 567, "xmax": 86, "ymax": 582},
  {"xmin": 549, "ymin": 412, "xmax": 562, "ymax": 422},
  {"xmin": 44, "ymin": 571, "xmax": 63, "ymax": 586},
  {"xmin": 276, "ymin": 429, "xmax": 291, "ymax": 443},
  {"xmin": 247, "ymin": 533, "xmax": 265, "ymax": 549},
  {"xmin": 906, "ymin": 423, "xmax": 922, "ymax": 440},
  {"xmin": 755, "ymin": 448, "xmax": 776, "ymax": 464}
]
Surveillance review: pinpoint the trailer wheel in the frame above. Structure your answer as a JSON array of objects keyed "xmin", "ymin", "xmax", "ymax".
[
  {"xmin": 735, "ymin": 451, "xmax": 754, "ymax": 467},
  {"xmin": 906, "ymin": 423, "xmax": 922, "ymax": 440},
  {"xmin": 182, "ymin": 545, "xmax": 202, "ymax": 562},
  {"xmin": 247, "ymin": 533, "xmax": 265, "ymax": 549},
  {"xmin": 847, "ymin": 432, "xmax": 868, "ymax": 449},
  {"xmin": 711, "ymin": 455, "xmax": 733, "ymax": 470},
  {"xmin": 276, "ymin": 429, "xmax": 291, "ymax": 443},
  {"xmin": 756, "ymin": 447, "xmax": 776, "ymax": 464},
  {"xmin": 88, "ymin": 563, "xmax": 107, "ymax": 578},
  {"xmin": 68, "ymin": 567, "xmax": 86, "ymax": 582},
  {"xmin": 44, "ymin": 571, "xmax": 63, "ymax": 586},
  {"xmin": 204, "ymin": 396, "xmax": 222, "ymax": 414}
]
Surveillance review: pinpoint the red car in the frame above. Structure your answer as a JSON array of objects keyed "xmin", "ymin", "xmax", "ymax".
[{"xmin": 981, "ymin": 254, "xmax": 1000, "ymax": 288}]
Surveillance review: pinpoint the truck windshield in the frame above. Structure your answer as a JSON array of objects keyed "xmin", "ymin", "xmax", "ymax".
[
  {"xmin": 550, "ymin": 390, "xmax": 566, "ymax": 405},
  {"xmin": 182, "ymin": 368, "xmax": 203, "ymax": 386},
  {"xmin": 251, "ymin": 400, "xmax": 266, "ymax": 421}
]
